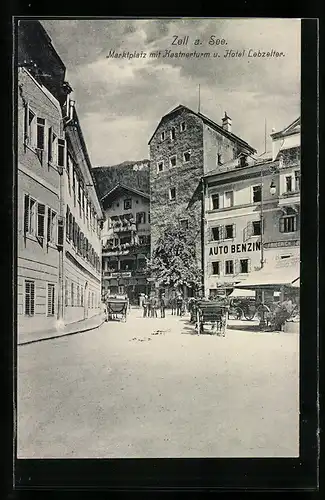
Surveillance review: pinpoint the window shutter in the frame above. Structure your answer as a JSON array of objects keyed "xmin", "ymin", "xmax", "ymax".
[
  {"xmin": 234, "ymin": 259, "xmax": 240, "ymax": 275},
  {"xmin": 66, "ymin": 206, "xmax": 70, "ymax": 239},
  {"xmin": 24, "ymin": 102, "xmax": 30, "ymax": 146},
  {"xmin": 246, "ymin": 221, "xmax": 253, "ymax": 239},
  {"xmin": 248, "ymin": 258, "xmax": 251, "ymax": 273},
  {"xmin": 279, "ymin": 218, "xmax": 284, "ymax": 233},
  {"xmin": 48, "ymin": 126, "xmax": 53, "ymax": 163},
  {"xmin": 24, "ymin": 194, "xmax": 29, "ymax": 234},
  {"xmin": 232, "ymin": 224, "xmax": 236, "ymax": 238},
  {"xmin": 220, "ymin": 225, "xmax": 225, "ymax": 241},
  {"xmin": 58, "ymin": 139, "xmax": 65, "ymax": 167},
  {"xmin": 46, "ymin": 207, "xmax": 51, "ymax": 243},
  {"xmin": 57, "ymin": 216, "xmax": 64, "ymax": 246},
  {"xmin": 37, "ymin": 203, "xmax": 45, "ymax": 238}
]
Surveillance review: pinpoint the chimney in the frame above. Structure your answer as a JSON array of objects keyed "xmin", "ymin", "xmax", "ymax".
[{"xmin": 222, "ymin": 112, "xmax": 232, "ymax": 133}]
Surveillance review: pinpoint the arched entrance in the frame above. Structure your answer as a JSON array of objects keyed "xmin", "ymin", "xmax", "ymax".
[{"xmin": 84, "ymin": 281, "xmax": 89, "ymax": 319}]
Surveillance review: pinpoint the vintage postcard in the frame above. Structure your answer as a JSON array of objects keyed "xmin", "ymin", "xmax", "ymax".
[{"xmin": 15, "ymin": 17, "xmax": 306, "ymax": 467}]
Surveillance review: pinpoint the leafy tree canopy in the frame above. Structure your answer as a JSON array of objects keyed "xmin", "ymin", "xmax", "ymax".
[{"xmin": 147, "ymin": 220, "xmax": 202, "ymax": 291}]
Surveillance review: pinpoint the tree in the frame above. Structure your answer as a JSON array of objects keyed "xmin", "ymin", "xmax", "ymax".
[{"xmin": 146, "ymin": 220, "xmax": 202, "ymax": 292}]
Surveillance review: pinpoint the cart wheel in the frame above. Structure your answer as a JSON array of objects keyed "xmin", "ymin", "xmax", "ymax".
[
  {"xmin": 234, "ymin": 307, "xmax": 243, "ymax": 320},
  {"xmin": 244, "ymin": 308, "xmax": 255, "ymax": 321}
]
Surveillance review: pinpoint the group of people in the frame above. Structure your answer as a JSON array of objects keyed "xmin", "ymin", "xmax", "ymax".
[{"xmin": 139, "ymin": 293, "xmax": 186, "ymax": 319}]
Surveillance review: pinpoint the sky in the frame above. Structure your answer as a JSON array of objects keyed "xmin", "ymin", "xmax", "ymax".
[{"xmin": 41, "ymin": 18, "xmax": 301, "ymax": 167}]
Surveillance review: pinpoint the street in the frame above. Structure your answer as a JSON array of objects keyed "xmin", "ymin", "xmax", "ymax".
[{"xmin": 17, "ymin": 308, "xmax": 299, "ymax": 458}]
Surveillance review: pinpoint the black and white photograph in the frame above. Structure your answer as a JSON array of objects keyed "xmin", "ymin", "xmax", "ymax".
[{"xmin": 16, "ymin": 18, "xmax": 301, "ymax": 460}]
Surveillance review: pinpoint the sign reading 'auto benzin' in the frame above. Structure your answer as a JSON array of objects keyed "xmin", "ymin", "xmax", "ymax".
[{"xmin": 209, "ymin": 241, "xmax": 261, "ymax": 256}]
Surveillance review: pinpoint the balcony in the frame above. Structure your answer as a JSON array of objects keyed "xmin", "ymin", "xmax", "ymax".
[{"xmin": 102, "ymin": 241, "xmax": 150, "ymax": 256}]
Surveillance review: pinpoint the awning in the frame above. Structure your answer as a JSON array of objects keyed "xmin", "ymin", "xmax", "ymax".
[
  {"xmin": 229, "ymin": 288, "xmax": 256, "ymax": 298},
  {"xmin": 235, "ymin": 257, "xmax": 300, "ymax": 290}
]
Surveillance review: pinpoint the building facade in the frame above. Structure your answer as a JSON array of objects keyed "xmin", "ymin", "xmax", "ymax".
[
  {"xmin": 101, "ymin": 184, "xmax": 151, "ymax": 303},
  {"xmin": 148, "ymin": 104, "xmax": 255, "ymax": 296},
  {"xmin": 203, "ymin": 117, "xmax": 300, "ymax": 297},
  {"xmin": 63, "ymin": 108, "xmax": 104, "ymax": 324},
  {"xmin": 17, "ymin": 20, "xmax": 103, "ymax": 338}
]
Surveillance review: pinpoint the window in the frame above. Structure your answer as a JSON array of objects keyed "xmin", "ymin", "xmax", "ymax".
[
  {"xmin": 211, "ymin": 226, "xmax": 221, "ymax": 241},
  {"xmin": 47, "ymin": 283, "xmax": 55, "ymax": 316},
  {"xmin": 225, "ymin": 260, "xmax": 234, "ymax": 275},
  {"xmin": 240, "ymin": 259, "xmax": 249, "ymax": 273},
  {"xmin": 136, "ymin": 212, "xmax": 146, "ymax": 224},
  {"xmin": 171, "ymin": 127, "xmax": 176, "ymax": 140},
  {"xmin": 169, "ymin": 187, "xmax": 176, "ymax": 201},
  {"xmin": 225, "ymin": 224, "xmax": 235, "ymax": 239},
  {"xmin": 124, "ymin": 199, "xmax": 132, "ymax": 210},
  {"xmin": 157, "ymin": 161, "xmax": 164, "ymax": 173},
  {"xmin": 23, "ymin": 195, "xmax": 35, "ymax": 235},
  {"xmin": 252, "ymin": 220, "xmax": 261, "ymax": 236},
  {"xmin": 71, "ymin": 282, "xmax": 74, "ymax": 307},
  {"xmin": 183, "ymin": 151, "xmax": 191, "ymax": 162},
  {"xmin": 24, "ymin": 280, "xmax": 35, "ymax": 316},
  {"xmin": 239, "ymin": 155, "xmax": 248, "ymax": 168},
  {"xmin": 47, "ymin": 208, "xmax": 57, "ymax": 243},
  {"xmin": 294, "ymin": 171, "xmax": 300, "ymax": 191},
  {"xmin": 211, "ymin": 193, "xmax": 220, "ymax": 210},
  {"xmin": 23, "ymin": 195, "xmax": 45, "ymax": 238},
  {"xmin": 47, "ymin": 127, "xmax": 57, "ymax": 164},
  {"xmin": 36, "ymin": 118, "xmax": 45, "ymax": 150},
  {"xmin": 77, "ymin": 284, "xmax": 80, "ymax": 307},
  {"xmin": 217, "ymin": 153, "xmax": 222, "ymax": 165},
  {"xmin": 285, "ymin": 176, "xmax": 293, "ymax": 192},
  {"xmin": 25, "ymin": 107, "xmax": 35, "ymax": 146},
  {"xmin": 170, "ymin": 155, "xmax": 177, "ymax": 167},
  {"xmin": 57, "ymin": 139, "xmax": 65, "ymax": 167},
  {"xmin": 181, "ymin": 122, "xmax": 186, "ymax": 132},
  {"xmin": 280, "ymin": 215, "xmax": 297, "ymax": 233},
  {"xmin": 65, "ymin": 279, "xmax": 69, "ymax": 306},
  {"xmin": 212, "ymin": 261, "xmax": 220, "ymax": 275},
  {"xmin": 81, "ymin": 287, "xmax": 84, "ymax": 307},
  {"xmin": 161, "ymin": 131, "xmax": 165, "ymax": 141},
  {"xmin": 252, "ymin": 185, "xmax": 262, "ymax": 203},
  {"xmin": 72, "ymin": 171, "xmax": 76, "ymax": 207},
  {"xmin": 180, "ymin": 219, "xmax": 188, "ymax": 230},
  {"xmin": 224, "ymin": 190, "xmax": 234, "ymax": 208},
  {"xmin": 148, "ymin": 211, "xmax": 151, "ymax": 224}
]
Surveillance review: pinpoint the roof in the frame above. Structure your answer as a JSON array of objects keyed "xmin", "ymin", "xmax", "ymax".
[
  {"xmin": 203, "ymin": 155, "xmax": 275, "ymax": 179},
  {"xmin": 270, "ymin": 117, "xmax": 300, "ymax": 140},
  {"xmin": 100, "ymin": 183, "xmax": 150, "ymax": 203},
  {"xmin": 234, "ymin": 257, "xmax": 300, "ymax": 290},
  {"xmin": 229, "ymin": 289, "xmax": 256, "ymax": 298},
  {"xmin": 148, "ymin": 104, "xmax": 256, "ymax": 153}
]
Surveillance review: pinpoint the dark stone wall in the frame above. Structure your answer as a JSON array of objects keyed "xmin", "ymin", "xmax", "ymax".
[{"xmin": 149, "ymin": 108, "xmax": 204, "ymax": 267}]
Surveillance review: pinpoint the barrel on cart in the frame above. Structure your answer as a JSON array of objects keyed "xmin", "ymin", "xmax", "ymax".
[
  {"xmin": 105, "ymin": 296, "xmax": 129, "ymax": 322},
  {"xmin": 195, "ymin": 299, "xmax": 229, "ymax": 336}
]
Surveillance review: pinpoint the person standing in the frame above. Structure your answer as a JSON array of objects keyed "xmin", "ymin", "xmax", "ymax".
[
  {"xmin": 176, "ymin": 294, "xmax": 183, "ymax": 316},
  {"xmin": 151, "ymin": 295, "xmax": 158, "ymax": 318},
  {"xmin": 160, "ymin": 294, "xmax": 166, "ymax": 318},
  {"xmin": 143, "ymin": 295, "xmax": 148, "ymax": 318}
]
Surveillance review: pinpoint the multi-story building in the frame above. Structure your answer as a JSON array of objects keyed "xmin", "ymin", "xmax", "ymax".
[
  {"xmin": 17, "ymin": 20, "xmax": 103, "ymax": 339},
  {"xmin": 101, "ymin": 184, "xmax": 151, "ymax": 303},
  {"xmin": 148, "ymin": 104, "xmax": 255, "ymax": 296},
  {"xmin": 203, "ymin": 117, "xmax": 300, "ymax": 297},
  {"xmin": 63, "ymin": 106, "xmax": 104, "ymax": 324}
]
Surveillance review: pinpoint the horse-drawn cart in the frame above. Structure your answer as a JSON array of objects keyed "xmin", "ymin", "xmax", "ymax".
[
  {"xmin": 195, "ymin": 299, "xmax": 229, "ymax": 336},
  {"xmin": 105, "ymin": 295, "xmax": 129, "ymax": 322}
]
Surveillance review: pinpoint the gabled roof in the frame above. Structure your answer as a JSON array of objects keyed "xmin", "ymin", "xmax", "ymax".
[
  {"xmin": 271, "ymin": 117, "xmax": 300, "ymax": 140},
  {"xmin": 101, "ymin": 183, "xmax": 150, "ymax": 203},
  {"xmin": 148, "ymin": 104, "xmax": 256, "ymax": 153}
]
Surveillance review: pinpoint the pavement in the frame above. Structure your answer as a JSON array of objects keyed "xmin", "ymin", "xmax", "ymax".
[
  {"xmin": 18, "ymin": 311, "xmax": 107, "ymax": 346},
  {"xmin": 17, "ymin": 308, "xmax": 299, "ymax": 459}
]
